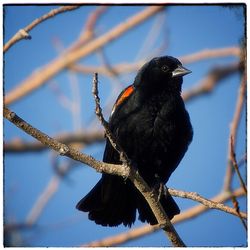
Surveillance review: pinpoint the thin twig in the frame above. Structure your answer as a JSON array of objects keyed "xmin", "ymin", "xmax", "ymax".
[
  {"xmin": 4, "ymin": 5, "xmax": 80, "ymax": 53},
  {"xmin": 222, "ymin": 67, "xmax": 247, "ymax": 231},
  {"xmin": 168, "ymin": 188, "xmax": 246, "ymax": 219},
  {"xmin": 238, "ymin": 153, "xmax": 247, "ymax": 167},
  {"xmin": 230, "ymin": 136, "xmax": 247, "ymax": 194},
  {"xmin": 135, "ymin": 11, "xmax": 167, "ymax": 61},
  {"xmin": 228, "ymin": 178, "xmax": 247, "ymax": 232},
  {"xmin": 25, "ymin": 157, "xmax": 78, "ymax": 226},
  {"xmin": 223, "ymin": 72, "xmax": 246, "ymax": 191},
  {"xmin": 25, "ymin": 175, "xmax": 60, "ymax": 226},
  {"xmin": 52, "ymin": 39, "xmax": 82, "ymax": 131},
  {"xmin": 92, "ymin": 73, "xmax": 130, "ymax": 165},
  {"xmin": 231, "ymin": 195, "xmax": 247, "ymax": 231}
]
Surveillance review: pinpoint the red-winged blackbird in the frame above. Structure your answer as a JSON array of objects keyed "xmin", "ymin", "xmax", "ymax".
[{"xmin": 76, "ymin": 56, "xmax": 193, "ymax": 227}]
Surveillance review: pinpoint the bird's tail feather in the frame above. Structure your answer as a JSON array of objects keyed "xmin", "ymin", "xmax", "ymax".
[
  {"xmin": 76, "ymin": 175, "xmax": 137, "ymax": 227},
  {"xmin": 137, "ymin": 191, "xmax": 180, "ymax": 225}
]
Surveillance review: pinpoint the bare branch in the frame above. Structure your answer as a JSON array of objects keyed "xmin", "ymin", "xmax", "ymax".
[
  {"xmin": 83, "ymin": 187, "xmax": 245, "ymax": 247},
  {"xmin": 25, "ymin": 156, "xmax": 78, "ymax": 226},
  {"xmin": 25, "ymin": 175, "xmax": 60, "ymax": 226},
  {"xmin": 231, "ymin": 195, "xmax": 247, "ymax": 230},
  {"xmin": 67, "ymin": 6, "xmax": 108, "ymax": 52},
  {"xmin": 3, "ymin": 106, "xmax": 129, "ymax": 178},
  {"xmin": 168, "ymin": 188, "xmax": 246, "ymax": 219},
  {"xmin": 180, "ymin": 47, "xmax": 241, "ymax": 64},
  {"xmin": 69, "ymin": 46, "xmax": 241, "ymax": 77},
  {"xmin": 182, "ymin": 62, "xmax": 240, "ymax": 102},
  {"xmin": 230, "ymin": 136, "xmax": 247, "ymax": 194},
  {"xmin": 92, "ymin": 73, "xmax": 130, "ymax": 165},
  {"xmin": 223, "ymin": 72, "xmax": 246, "ymax": 191},
  {"xmin": 3, "ymin": 5, "xmax": 80, "ymax": 53},
  {"xmin": 5, "ymin": 62, "xmax": 241, "ymax": 154},
  {"xmin": 5, "ymin": 6, "xmax": 164, "ymax": 106},
  {"xmin": 4, "ymin": 131, "xmax": 104, "ymax": 153}
]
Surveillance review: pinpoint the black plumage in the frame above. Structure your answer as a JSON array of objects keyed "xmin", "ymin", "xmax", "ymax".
[{"xmin": 76, "ymin": 56, "xmax": 193, "ymax": 227}]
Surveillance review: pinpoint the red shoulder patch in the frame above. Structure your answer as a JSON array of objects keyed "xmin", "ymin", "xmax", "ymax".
[
  {"xmin": 116, "ymin": 85, "xmax": 134, "ymax": 106},
  {"xmin": 111, "ymin": 85, "xmax": 134, "ymax": 116}
]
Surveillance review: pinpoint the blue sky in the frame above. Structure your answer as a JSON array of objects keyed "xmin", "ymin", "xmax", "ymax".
[{"xmin": 4, "ymin": 4, "xmax": 246, "ymax": 247}]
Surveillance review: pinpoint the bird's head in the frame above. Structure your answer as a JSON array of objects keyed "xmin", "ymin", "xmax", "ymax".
[{"xmin": 134, "ymin": 56, "xmax": 191, "ymax": 93}]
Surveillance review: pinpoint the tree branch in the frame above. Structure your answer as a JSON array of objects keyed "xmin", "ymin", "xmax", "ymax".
[
  {"xmin": 182, "ymin": 62, "xmax": 240, "ymax": 102},
  {"xmin": 229, "ymin": 136, "xmax": 247, "ymax": 194},
  {"xmin": 4, "ymin": 131, "xmax": 104, "ymax": 153},
  {"xmin": 92, "ymin": 73, "xmax": 130, "ymax": 164},
  {"xmin": 3, "ymin": 107, "xmax": 129, "ymax": 178},
  {"xmin": 223, "ymin": 72, "xmax": 246, "ymax": 191},
  {"xmin": 66, "ymin": 6, "xmax": 108, "ymax": 53},
  {"xmin": 25, "ymin": 175, "xmax": 60, "ymax": 226},
  {"xmin": 4, "ymin": 61, "xmax": 241, "ymax": 154},
  {"xmin": 180, "ymin": 47, "xmax": 241, "ymax": 64},
  {"xmin": 83, "ymin": 187, "xmax": 245, "ymax": 247},
  {"xmin": 168, "ymin": 188, "xmax": 246, "ymax": 219},
  {"xmin": 69, "ymin": 46, "xmax": 241, "ymax": 77},
  {"xmin": 5, "ymin": 6, "xmax": 164, "ymax": 106},
  {"xmin": 3, "ymin": 5, "xmax": 80, "ymax": 53}
]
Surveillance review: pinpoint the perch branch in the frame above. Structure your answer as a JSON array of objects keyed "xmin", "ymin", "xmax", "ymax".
[{"xmin": 3, "ymin": 106, "xmax": 129, "ymax": 178}]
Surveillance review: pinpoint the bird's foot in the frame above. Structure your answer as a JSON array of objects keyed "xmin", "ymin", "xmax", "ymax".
[
  {"xmin": 122, "ymin": 159, "xmax": 138, "ymax": 182},
  {"xmin": 154, "ymin": 174, "xmax": 168, "ymax": 201}
]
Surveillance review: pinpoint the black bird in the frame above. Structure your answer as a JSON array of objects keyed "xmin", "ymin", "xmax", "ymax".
[{"xmin": 76, "ymin": 56, "xmax": 193, "ymax": 227}]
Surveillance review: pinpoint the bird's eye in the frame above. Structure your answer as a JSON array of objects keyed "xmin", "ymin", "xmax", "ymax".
[{"xmin": 161, "ymin": 65, "xmax": 169, "ymax": 72}]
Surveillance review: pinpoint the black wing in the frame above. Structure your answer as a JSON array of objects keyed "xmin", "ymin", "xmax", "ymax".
[{"xmin": 102, "ymin": 138, "xmax": 120, "ymax": 164}]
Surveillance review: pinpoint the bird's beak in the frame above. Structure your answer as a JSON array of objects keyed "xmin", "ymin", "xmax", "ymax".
[{"xmin": 172, "ymin": 65, "xmax": 192, "ymax": 78}]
